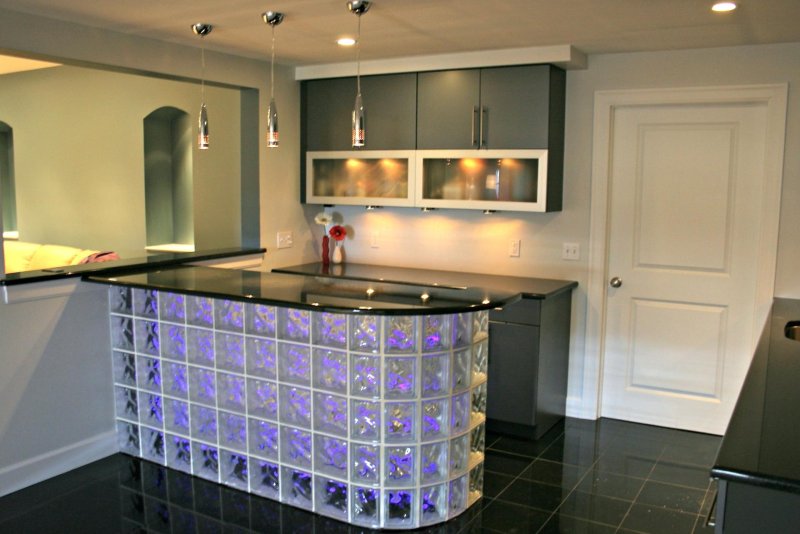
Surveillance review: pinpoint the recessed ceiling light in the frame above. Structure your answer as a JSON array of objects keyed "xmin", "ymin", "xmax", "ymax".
[
  {"xmin": 712, "ymin": 2, "xmax": 737, "ymax": 12},
  {"xmin": 337, "ymin": 37, "xmax": 357, "ymax": 46}
]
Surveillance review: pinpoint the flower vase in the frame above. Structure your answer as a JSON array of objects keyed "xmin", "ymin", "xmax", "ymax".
[
  {"xmin": 321, "ymin": 235, "xmax": 330, "ymax": 265},
  {"xmin": 332, "ymin": 242, "xmax": 343, "ymax": 264}
]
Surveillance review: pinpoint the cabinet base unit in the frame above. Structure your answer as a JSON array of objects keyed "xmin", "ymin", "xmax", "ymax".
[{"xmin": 714, "ymin": 480, "xmax": 800, "ymax": 533}]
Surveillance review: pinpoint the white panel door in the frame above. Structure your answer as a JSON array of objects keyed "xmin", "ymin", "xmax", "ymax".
[{"xmin": 600, "ymin": 102, "xmax": 768, "ymax": 434}]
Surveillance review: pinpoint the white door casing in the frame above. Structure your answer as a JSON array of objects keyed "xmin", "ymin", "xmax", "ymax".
[{"xmin": 582, "ymin": 85, "xmax": 787, "ymax": 434}]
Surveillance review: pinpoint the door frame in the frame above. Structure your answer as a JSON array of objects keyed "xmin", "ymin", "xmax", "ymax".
[{"xmin": 580, "ymin": 84, "xmax": 788, "ymax": 420}]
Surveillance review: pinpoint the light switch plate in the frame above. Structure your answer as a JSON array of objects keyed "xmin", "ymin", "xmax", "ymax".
[{"xmin": 277, "ymin": 231, "xmax": 293, "ymax": 249}]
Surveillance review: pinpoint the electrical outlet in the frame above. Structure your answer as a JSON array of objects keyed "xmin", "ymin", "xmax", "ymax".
[
  {"xmin": 509, "ymin": 239, "xmax": 521, "ymax": 257},
  {"xmin": 277, "ymin": 231, "xmax": 293, "ymax": 249},
  {"xmin": 562, "ymin": 242, "xmax": 580, "ymax": 260}
]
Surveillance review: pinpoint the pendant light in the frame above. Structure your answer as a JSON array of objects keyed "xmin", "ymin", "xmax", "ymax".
[
  {"xmin": 347, "ymin": 1, "xmax": 370, "ymax": 148},
  {"xmin": 262, "ymin": 11, "xmax": 285, "ymax": 148},
  {"xmin": 191, "ymin": 23, "xmax": 213, "ymax": 150}
]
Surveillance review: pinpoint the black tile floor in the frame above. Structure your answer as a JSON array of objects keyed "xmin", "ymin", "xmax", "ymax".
[{"xmin": 0, "ymin": 418, "xmax": 720, "ymax": 533}]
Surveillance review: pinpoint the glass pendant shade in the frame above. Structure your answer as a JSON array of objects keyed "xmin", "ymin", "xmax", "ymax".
[
  {"xmin": 198, "ymin": 103, "xmax": 209, "ymax": 150},
  {"xmin": 267, "ymin": 97, "xmax": 279, "ymax": 147},
  {"xmin": 352, "ymin": 91, "xmax": 365, "ymax": 147}
]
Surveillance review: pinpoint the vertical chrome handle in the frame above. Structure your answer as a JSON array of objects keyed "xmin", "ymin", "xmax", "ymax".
[
  {"xmin": 471, "ymin": 106, "xmax": 479, "ymax": 147},
  {"xmin": 480, "ymin": 106, "xmax": 487, "ymax": 148}
]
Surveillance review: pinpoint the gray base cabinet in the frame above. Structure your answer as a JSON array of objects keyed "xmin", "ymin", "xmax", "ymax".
[
  {"xmin": 715, "ymin": 480, "xmax": 800, "ymax": 533},
  {"xmin": 487, "ymin": 290, "xmax": 572, "ymax": 439}
]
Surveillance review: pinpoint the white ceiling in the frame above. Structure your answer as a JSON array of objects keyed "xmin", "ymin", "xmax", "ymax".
[{"xmin": 0, "ymin": 0, "xmax": 799, "ymax": 66}]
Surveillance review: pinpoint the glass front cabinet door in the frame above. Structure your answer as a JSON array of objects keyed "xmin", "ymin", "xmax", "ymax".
[{"xmin": 416, "ymin": 150, "xmax": 550, "ymax": 212}]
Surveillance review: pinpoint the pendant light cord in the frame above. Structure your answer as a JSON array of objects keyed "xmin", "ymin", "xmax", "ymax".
[
  {"xmin": 200, "ymin": 40, "xmax": 206, "ymax": 103},
  {"xmin": 356, "ymin": 15, "xmax": 362, "ymax": 94},
  {"xmin": 270, "ymin": 25, "xmax": 276, "ymax": 99}
]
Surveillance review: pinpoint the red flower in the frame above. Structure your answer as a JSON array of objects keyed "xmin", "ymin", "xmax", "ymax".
[{"xmin": 329, "ymin": 225, "xmax": 347, "ymax": 241}]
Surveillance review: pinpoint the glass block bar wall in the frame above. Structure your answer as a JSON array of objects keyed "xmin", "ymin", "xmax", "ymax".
[{"xmin": 108, "ymin": 286, "xmax": 488, "ymax": 529}]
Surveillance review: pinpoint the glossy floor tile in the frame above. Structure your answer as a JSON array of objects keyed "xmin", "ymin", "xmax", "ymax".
[{"xmin": 0, "ymin": 418, "xmax": 721, "ymax": 533}]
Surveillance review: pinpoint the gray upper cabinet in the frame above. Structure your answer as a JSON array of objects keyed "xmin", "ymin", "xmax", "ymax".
[
  {"xmin": 302, "ymin": 72, "xmax": 417, "ymax": 151},
  {"xmin": 417, "ymin": 65, "xmax": 565, "ymax": 150}
]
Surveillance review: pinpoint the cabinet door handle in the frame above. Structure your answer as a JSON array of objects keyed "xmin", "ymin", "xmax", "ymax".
[
  {"xmin": 480, "ymin": 106, "xmax": 487, "ymax": 148},
  {"xmin": 471, "ymin": 106, "xmax": 479, "ymax": 147}
]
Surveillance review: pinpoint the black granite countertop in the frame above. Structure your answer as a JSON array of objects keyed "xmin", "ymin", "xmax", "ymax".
[
  {"xmin": 712, "ymin": 298, "xmax": 800, "ymax": 493},
  {"xmin": 1, "ymin": 247, "xmax": 265, "ymax": 286},
  {"xmin": 272, "ymin": 262, "xmax": 578, "ymax": 299},
  {"xmin": 84, "ymin": 264, "xmax": 519, "ymax": 315}
]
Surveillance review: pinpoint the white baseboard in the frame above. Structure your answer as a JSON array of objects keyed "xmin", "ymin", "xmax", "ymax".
[
  {"xmin": 0, "ymin": 430, "xmax": 117, "ymax": 497},
  {"xmin": 566, "ymin": 395, "xmax": 600, "ymax": 420}
]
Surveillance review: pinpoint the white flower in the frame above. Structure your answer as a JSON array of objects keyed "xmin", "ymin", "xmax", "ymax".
[{"xmin": 314, "ymin": 212, "xmax": 332, "ymax": 226}]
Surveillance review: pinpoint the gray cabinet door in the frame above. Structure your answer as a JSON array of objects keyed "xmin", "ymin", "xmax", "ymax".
[
  {"xmin": 487, "ymin": 321, "xmax": 541, "ymax": 426},
  {"xmin": 416, "ymin": 69, "xmax": 481, "ymax": 149},
  {"xmin": 303, "ymin": 73, "xmax": 417, "ymax": 151}
]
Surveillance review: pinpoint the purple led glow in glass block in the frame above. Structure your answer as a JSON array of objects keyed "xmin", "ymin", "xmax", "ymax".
[
  {"xmin": 313, "ymin": 393, "xmax": 348, "ymax": 436},
  {"xmin": 251, "ymin": 459, "xmax": 279, "ymax": 498},
  {"xmin": 351, "ymin": 315, "xmax": 380, "ymax": 353},
  {"xmin": 278, "ymin": 343, "xmax": 311, "ymax": 385},
  {"xmin": 247, "ymin": 378, "xmax": 278, "ymax": 420},
  {"xmin": 191, "ymin": 405, "xmax": 217, "ymax": 442},
  {"xmin": 246, "ymin": 303, "xmax": 276, "ymax": 337},
  {"xmin": 111, "ymin": 315, "xmax": 134, "ymax": 351},
  {"xmin": 352, "ymin": 487, "xmax": 379, "ymax": 525},
  {"xmin": 159, "ymin": 292, "xmax": 185, "ymax": 323},
  {"xmin": 422, "ymin": 399, "xmax": 448, "ymax": 440},
  {"xmin": 215, "ymin": 333, "xmax": 245, "ymax": 373},
  {"xmin": 116, "ymin": 420, "xmax": 139, "ymax": 455},
  {"xmin": 313, "ymin": 348, "xmax": 347, "ymax": 393},
  {"xmin": 278, "ymin": 308, "xmax": 310, "ymax": 342},
  {"xmin": 187, "ymin": 296, "xmax": 214, "ymax": 327},
  {"xmin": 422, "ymin": 315, "xmax": 451, "ymax": 353},
  {"xmin": 215, "ymin": 300, "xmax": 244, "ymax": 332},
  {"xmin": 113, "ymin": 351, "xmax": 136, "ymax": 386},
  {"xmin": 219, "ymin": 411, "xmax": 247, "ymax": 452},
  {"xmin": 188, "ymin": 366, "xmax": 216, "ymax": 406},
  {"xmin": 352, "ymin": 443, "xmax": 379, "ymax": 482},
  {"xmin": 316, "ymin": 478, "xmax": 348, "ymax": 517},
  {"xmin": 386, "ymin": 490, "xmax": 414, "ymax": 526},
  {"xmin": 351, "ymin": 400, "xmax": 380, "ymax": 440},
  {"xmin": 248, "ymin": 418, "xmax": 279, "ymax": 459},
  {"xmin": 420, "ymin": 484, "xmax": 447, "ymax": 524},
  {"xmin": 141, "ymin": 427, "xmax": 165, "ymax": 464},
  {"xmin": 137, "ymin": 356, "xmax": 162, "ymax": 392},
  {"xmin": 161, "ymin": 324, "xmax": 187, "ymax": 361},
  {"xmin": 192, "ymin": 442, "xmax": 219, "ymax": 482},
  {"xmin": 163, "ymin": 362, "xmax": 188, "ymax": 398},
  {"xmin": 386, "ymin": 446, "xmax": 415, "ymax": 486},
  {"xmin": 384, "ymin": 317, "xmax": 418, "ymax": 354},
  {"xmin": 164, "ymin": 399, "xmax": 190, "ymax": 435},
  {"xmin": 313, "ymin": 312, "xmax": 348, "ymax": 348},
  {"xmin": 279, "ymin": 385, "xmax": 312, "ymax": 428},
  {"xmin": 109, "ymin": 286, "xmax": 132, "ymax": 315},
  {"xmin": 281, "ymin": 467, "xmax": 312, "ymax": 509},
  {"xmin": 133, "ymin": 289, "xmax": 158, "ymax": 318},
  {"xmin": 186, "ymin": 328, "xmax": 215, "ymax": 367},
  {"xmin": 280, "ymin": 427, "xmax": 312, "ymax": 468},
  {"xmin": 166, "ymin": 434, "xmax": 191, "ymax": 473},
  {"xmin": 351, "ymin": 355, "xmax": 380, "ymax": 397},
  {"xmin": 385, "ymin": 402, "xmax": 416, "ymax": 442},
  {"xmin": 115, "ymin": 386, "xmax": 138, "ymax": 419},
  {"xmin": 385, "ymin": 357, "xmax": 416, "ymax": 398},
  {"xmin": 139, "ymin": 393, "xmax": 163, "ymax": 427},
  {"xmin": 134, "ymin": 319, "xmax": 160, "ymax": 355},
  {"xmin": 421, "ymin": 353, "xmax": 448, "ymax": 398},
  {"xmin": 421, "ymin": 442, "xmax": 447, "ymax": 484},
  {"xmin": 246, "ymin": 337, "xmax": 277, "ymax": 379},
  {"xmin": 221, "ymin": 450, "xmax": 248, "ymax": 489},
  {"xmin": 217, "ymin": 372, "xmax": 246, "ymax": 413},
  {"xmin": 314, "ymin": 435, "xmax": 348, "ymax": 477}
]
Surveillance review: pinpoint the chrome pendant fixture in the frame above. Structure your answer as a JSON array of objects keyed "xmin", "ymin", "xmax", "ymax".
[
  {"xmin": 347, "ymin": 1, "xmax": 370, "ymax": 148},
  {"xmin": 192, "ymin": 23, "xmax": 213, "ymax": 150},
  {"xmin": 262, "ymin": 11, "xmax": 285, "ymax": 148}
]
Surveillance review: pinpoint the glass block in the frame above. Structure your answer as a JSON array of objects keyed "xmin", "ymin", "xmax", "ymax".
[
  {"xmin": 187, "ymin": 296, "xmax": 214, "ymax": 328},
  {"xmin": 109, "ymin": 286, "xmax": 132, "ymax": 314},
  {"xmin": 312, "ymin": 348, "xmax": 347, "ymax": 393},
  {"xmin": 192, "ymin": 442, "xmax": 219, "ymax": 482},
  {"xmin": 248, "ymin": 418, "xmax": 279, "ymax": 460},
  {"xmin": 422, "ymin": 398, "xmax": 448, "ymax": 440},
  {"xmin": 449, "ymin": 435, "xmax": 469, "ymax": 476},
  {"xmin": 162, "ymin": 361, "xmax": 188, "ymax": 399},
  {"xmin": 313, "ymin": 435, "xmax": 347, "ymax": 478},
  {"xmin": 190, "ymin": 405, "xmax": 217, "ymax": 442},
  {"xmin": 469, "ymin": 463, "xmax": 484, "ymax": 497},
  {"xmin": 452, "ymin": 313, "xmax": 472, "ymax": 349},
  {"xmin": 471, "ymin": 382, "xmax": 487, "ymax": 424},
  {"xmin": 422, "ymin": 315, "xmax": 451, "ymax": 353},
  {"xmin": 312, "ymin": 312, "xmax": 348, "ymax": 349},
  {"xmin": 245, "ymin": 303, "xmax": 276, "ymax": 337},
  {"xmin": 315, "ymin": 478, "xmax": 348, "ymax": 519},
  {"xmin": 136, "ymin": 355, "xmax": 161, "ymax": 393},
  {"xmin": 164, "ymin": 398, "xmax": 190, "ymax": 435},
  {"xmin": 470, "ymin": 422, "xmax": 486, "ymax": 456},
  {"xmin": 421, "ymin": 441, "xmax": 448, "ymax": 484},
  {"xmin": 277, "ymin": 308, "xmax": 310, "ymax": 343},
  {"xmin": 472, "ymin": 338, "xmax": 489, "ymax": 384},
  {"xmin": 351, "ymin": 400, "xmax": 380, "ymax": 440},
  {"xmin": 215, "ymin": 300, "xmax": 244, "ymax": 332},
  {"xmin": 247, "ymin": 378, "xmax": 278, "ymax": 421},
  {"xmin": 220, "ymin": 450, "xmax": 248, "ymax": 490},
  {"xmin": 385, "ymin": 446, "xmax": 415, "ymax": 487},
  {"xmin": 218, "ymin": 411, "xmax": 247, "ymax": 452},
  {"xmin": 161, "ymin": 324, "xmax": 187, "ymax": 361},
  {"xmin": 112, "ymin": 351, "xmax": 137, "ymax": 386},
  {"xmin": 452, "ymin": 349, "xmax": 471, "ymax": 393},
  {"xmin": 313, "ymin": 392, "xmax": 348, "ymax": 436},
  {"xmin": 134, "ymin": 319, "xmax": 159, "ymax": 356},
  {"xmin": 350, "ymin": 315, "xmax": 380, "ymax": 353},
  {"xmin": 250, "ymin": 458, "xmax": 279, "ymax": 499},
  {"xmin": 351, "ymin": 354, "xmax": 380, "ymax": 398},
  {"xmin": 385, "ymin": 402, "xmax": 416, "ymax": 443},
  {"xmin": 110, "ymin": 315, "xmax": 134, "ymax": 351},
  {"xmin": 384, "ymin": 357, "xmax": 416, "ymax": 399},
  {"xmin": 138, "ymin": 393, "xmax": 164, "ymax": 428},
  {"xmin": 351, "ymin": 442, "xmax": 380, "ymax": 483},
  {"xmin": 280, "ymin": 467, "xmax": 312, "ymax": 510},
  {"xmin": 280, "ymin": 426, "xmax": 312, "ymax": 468},
  {"xmin": 421, "ymin": 353, "xmax": 449, "ymax": 398},
  {"xmin": 450, "ymin": 392, "xmax": 470, "ymax": 435},
  {"xmin": 385, "ymin": 489, "xmax": 414, "ymax": 528},
  {"xmin": 141, "ymin": 426, "xmax": 165, "ymax": 464},
  {"xmin": 420, "ymin": 484, "xmax": 447, "ymax": 525},
  {"xmin": 245, "ymin": 337, "xmax": 276, "ymax": 379},
  {"xmin": 215, "ymin": 333, "xmax": 245, "ymax": 374},
  {"xmin": 186, "ymin": 328, "xmax": 215, "ymax": 367},
  {"xmin": 352, "ymin": 486, "xmax": 380, "ymax": 528},
  {"xmin": 188, "ymin": 366, "xmax": 216, "ymax": 406},
  {"xmin": 448, "ymin": 475, "xmax": 467, "ymax": 516},
  {"xmin": 278, "ymin": 342, "xmax": 311, "ymax": 385},
  {"xmin": 472, "ymin": 310, "xmax": 489, "ymax": 342},
  {"xmin": 217, "ymin": 372, "xmax": 246, "ymax": 413},
  {"xmin": 115, "ymin": 386, "xmax": 138, "ymax": 420},
  {"xmin": 279, "ymin": 385, "xmax": 312, "ymax": 428},
  {"xmin": 159, "ymin": 292, "xmax": 185, "ymax": 323},
  {"xmin": 165, "ymin": 434, "xmax": 192, "ymax": 474},
  {"xmin": 117, "ymin": 420, "xmax": 140, "ymax": 455},
  {"xmin": 384, "ymin": 316, "xmax": 418, "ymax": 354},
  {"xmin": 133, "ymin": 289, "xmax": 159, "ymax": 318}
]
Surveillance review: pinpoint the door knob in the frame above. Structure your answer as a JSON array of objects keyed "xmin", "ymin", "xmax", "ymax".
[{"xmin": 609, "ymin": 277, "xmax": 623, "ymax": 288}]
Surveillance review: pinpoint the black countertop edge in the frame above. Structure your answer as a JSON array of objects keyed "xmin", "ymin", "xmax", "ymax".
[
  {"xmin": 710, "ymin": 467, "xmax": 800, "ymax": 494},
  {"xmin": 1, "ymin": 247, "xmax": 266, "ymax": 286},
  {"xmin": 272, "ymin": 262, "xmax": 579, "ymax": 300},
  {"xmin": 84, "ymin": 264, "xmax": 516, "ymax": 316}
]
